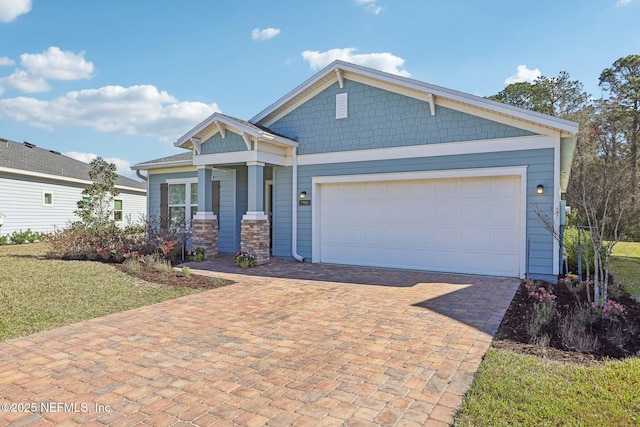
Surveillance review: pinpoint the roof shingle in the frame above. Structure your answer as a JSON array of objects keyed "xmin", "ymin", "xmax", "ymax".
[{"xmin": 0, "ymin": 138, "xmax": 146, "ymax": 190}]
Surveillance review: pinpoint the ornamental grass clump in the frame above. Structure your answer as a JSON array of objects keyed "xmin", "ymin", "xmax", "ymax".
[{"xmin": 122, "ymin": 258, "xmax": 141, "ymax": 276}]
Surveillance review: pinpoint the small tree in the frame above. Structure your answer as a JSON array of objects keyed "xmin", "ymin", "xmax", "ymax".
[
  {"xmin": 75, "ymin": 157, "xmax": 120, "ymax": 229},
  {"xmin": 569, "ymin": 128, "xmax": 633, "ymax": 305}
]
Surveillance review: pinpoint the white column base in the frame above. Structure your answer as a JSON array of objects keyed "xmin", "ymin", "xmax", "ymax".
[
  {"xmin": 193, "ymin": 211, "xmax": 217, "ymax": 220},
  {"xmin": 242, "ymin": 211, "xmax": 268, "ymax": 221}
]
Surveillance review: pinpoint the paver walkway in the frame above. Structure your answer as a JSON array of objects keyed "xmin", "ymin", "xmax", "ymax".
[{"xmin": 0, "ymin": 260, "xmax": 519, "ymax": 426}]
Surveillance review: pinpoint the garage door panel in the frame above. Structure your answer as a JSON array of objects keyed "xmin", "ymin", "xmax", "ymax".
[
  {"xmin": 491, "ymin": 177, "xmax": 520, "ymax": 198},
  {"xmin": 318, "ymin": 176, "xmax": 521, "ymax": 277},
  {"xmin": 491, "ymin": 202, "xmax": 520, "ymax": 224}
]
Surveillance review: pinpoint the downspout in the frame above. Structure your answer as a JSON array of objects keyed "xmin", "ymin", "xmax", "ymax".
[
  {"xmin": 136, "ymin": 170, "xmax": 148, "ymax": 181},
  {"xmin": 291, "ymin": 147, "xmax": 304, "ymax": 262}
]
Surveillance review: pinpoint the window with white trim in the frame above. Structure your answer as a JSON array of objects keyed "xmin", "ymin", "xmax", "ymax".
[
  {"xmin": 43, "ymin": 192, "xmax": 53, "ymax": 206},
  {"xmin": 114, "ymin": 199, "xmax": 123, "ymax": 222},
  {"xmin": 168, "ymin": 181, "xmax": 198, "ymax": 227}
]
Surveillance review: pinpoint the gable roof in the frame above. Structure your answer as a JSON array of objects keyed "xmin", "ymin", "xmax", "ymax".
[
  {"xmin": 132, "ymin": 151, "xmax": 193, "ymax": 170},
  {"xmin": 251, "ymin": 60, "xmax": 579, "ymax": 136},
  {"xmin": 0, "ymin": 138, "xmax": 146, "ymax": 192},
  {"xmin": 174, "ymin": 112, "xmax": 298, "ymax": 151}
]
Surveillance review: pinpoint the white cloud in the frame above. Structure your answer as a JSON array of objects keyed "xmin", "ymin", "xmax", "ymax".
[
  {"xmin": 504, "ymin": 65, "xmax": 541, "ymax": 85},
  {"xmin": 355, "ymin": 0, "xmax": 382, "ymax": 14},
  {"xmin": 0, "ymin": 84, "xmax": 220, "ymax": 143},
  {"xmin": 0, "ymin": 69, "xmax": 50, "ymax": 94},
  {"xmin": 616, "ymin": 0, "xmax": 636, "ymax": 6},
  {"xmin": 0, "ymin": 0, "xmax": 31, "ymax": 23},
  {"xmin": 251, "ymin": 27, "xmax": 281, "ymax": 41},
  {"xmin": 20, "ymin": 46, "xmax": 94, "ymax": 80},
  {"xmin": 64, "ymin": 151, "xmax": 136, "ymax": 179},
  {"xmin": 0, "ymin": 46, "xmax": 94, "ymax": 94},
  {"xmin": 301, "ymin": 48, "xmax": 410, "ymax": 77},
  {"xmin": 0, "ymin": 56, "xmax": 15, "ymax": 66}
]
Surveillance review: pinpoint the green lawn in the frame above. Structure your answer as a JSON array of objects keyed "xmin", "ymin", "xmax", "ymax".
[
  {"xmin": 0, "ymin": 243, "xmax": 198, "ymax": 341},
  {"xmin": 611, "ymin": 242, "xmax": 640, "ymax": 297},
  {"xmin": 454, "ymin": 349, "xmax": 640, "ymax": 426}
]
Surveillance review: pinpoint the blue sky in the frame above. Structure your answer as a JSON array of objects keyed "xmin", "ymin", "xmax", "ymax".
[{"xmin": 1, "ymin": 0, "xmax": 639, "ymax": 178}]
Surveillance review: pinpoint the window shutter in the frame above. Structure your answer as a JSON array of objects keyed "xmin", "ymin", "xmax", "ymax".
[{"xmin": 160, "ymin": 183, "xmax": 168, "ymax": 229}]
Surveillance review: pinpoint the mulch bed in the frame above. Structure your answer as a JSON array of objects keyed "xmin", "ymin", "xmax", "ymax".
[
  {"xmin": 116, "ymin": 263, "xmax": 235, "ymax": 290},
  {"xmin": 493, "ymin": 279, "xmax": 640, "ymax": 364}
]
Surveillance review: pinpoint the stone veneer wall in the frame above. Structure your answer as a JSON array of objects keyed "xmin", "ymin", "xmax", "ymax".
[
  {"xmin": 192, "ymin": 218, "xmax": 218, "ymax": 259},
  {"xmin": 240, "ymin": 219, "xmax": 270, "ymax": 265}
]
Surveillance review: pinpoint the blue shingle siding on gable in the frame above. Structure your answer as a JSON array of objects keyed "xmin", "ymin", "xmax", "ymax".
[
  {"xmin": 266, "ymin": 80, "xmax": 536, "ymax": 155},
  {"xmin": 271, "ymin": 147, "xmax": 555, "ymax": 277},
  {"xmin": 201, "ymin": 132, "xmax": 247, "ymax": 155}
]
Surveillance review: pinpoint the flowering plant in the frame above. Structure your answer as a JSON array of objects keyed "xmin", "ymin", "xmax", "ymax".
[
  {"xmin": 524, "ymin": 279, "xmax": 557, "ymax": 303},
  {"xmin": 159, "ymin": 240, "xmax": 175, "ymax": 255},
  {"xmin": 595, "ymin": 299, "xmax": 625, "ymax": 321},
  {"xmin": 188, "ymin": 247, "xmax": 206, "ymax": 262},
  {"xmin": 234, "ymin": 251, "xmax": 255, "ymax": 268}
]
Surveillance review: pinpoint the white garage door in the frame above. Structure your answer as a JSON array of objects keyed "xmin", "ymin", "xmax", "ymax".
[{"xmin": 318, "ymin": 176, "xmax": 522, "ymax": 277}]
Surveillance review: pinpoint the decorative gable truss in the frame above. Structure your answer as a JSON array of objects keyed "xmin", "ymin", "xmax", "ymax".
[{"xmin": 175, "ymin": 113, "xmax": 298, "ymax": 167}]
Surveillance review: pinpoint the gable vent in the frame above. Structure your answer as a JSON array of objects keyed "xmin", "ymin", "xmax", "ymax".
[{"xmin": 336, "ymin": 93, "xmax": 348, "ymax": 119}]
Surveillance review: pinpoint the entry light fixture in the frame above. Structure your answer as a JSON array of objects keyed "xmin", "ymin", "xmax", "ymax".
[
  {"xmin": 536, "ymin": 184, "xmax": 544, "ymax": 195},
  {"xmin": 299, "ymin": 191, "xmax": 307, "ymax": 199}
]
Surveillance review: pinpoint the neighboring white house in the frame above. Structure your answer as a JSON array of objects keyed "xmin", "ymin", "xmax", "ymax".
[{"xmin": 0, "ymin": 138, "xmax": 147, "ymax": 237}]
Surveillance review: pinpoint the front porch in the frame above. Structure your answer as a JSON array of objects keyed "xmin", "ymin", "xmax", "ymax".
[{"xmin": 184, "ymin": 113, "xmax": 297, "ymax": 265}]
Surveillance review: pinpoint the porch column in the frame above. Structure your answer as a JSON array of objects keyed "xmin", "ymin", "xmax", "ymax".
[
  {"xmin": 192, "ymin": 166, "xmax": 218, "ymax": 259},
  {"xmin": 241, "ymin": 161, "xmax": 270, "ymax": 265}
]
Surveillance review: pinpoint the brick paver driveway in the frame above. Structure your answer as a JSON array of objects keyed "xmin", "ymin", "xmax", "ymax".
[{"xmin": 0, "ymin": 259, "xmax": 519, "ymax": 426}]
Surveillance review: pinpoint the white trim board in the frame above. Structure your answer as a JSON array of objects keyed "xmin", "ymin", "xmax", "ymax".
[
  {"xmin": 298, "ymin": 135, "xmax": 555, "ymax": 166},
  {"xmin": 311, "ymin": 166, "xmax": 528, "ymax": 278}
]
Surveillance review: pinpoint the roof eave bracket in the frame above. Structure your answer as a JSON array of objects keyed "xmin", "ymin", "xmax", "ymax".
[
  {"xmin": 215, "ymin": 120, "xmax": 226, "ymax": 139},
  {"xmin": 242, "ymin": 132, "xmax": 252, "ymax": 150},
  {"xmin": 190, "ymin": 137, "xmax": 202, "ymax": 155},
  {"xmin": 427, "ymin": 93, "xmax": 435, "ymax": 116},
  {"xmin": 335, "ymin": 68, "xmax": 344, "ymax": 89}
]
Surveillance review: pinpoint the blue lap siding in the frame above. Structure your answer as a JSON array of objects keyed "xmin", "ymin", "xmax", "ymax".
[{"xmin": 271, "ymin": 148, "xmax": 555, "ymax": 278}]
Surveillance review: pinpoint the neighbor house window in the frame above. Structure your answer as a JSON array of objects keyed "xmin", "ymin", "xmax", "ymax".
[
  {"xmin": 168, "ymin": 181, "xmax": 198, "ymax": 227},
  {"xmin": 114, "ymin": 199, "xmax": 123, "ymax": 222},
  {"xmin": 43, "ymin": 192, "xmax": 53, "ymax": 206}
]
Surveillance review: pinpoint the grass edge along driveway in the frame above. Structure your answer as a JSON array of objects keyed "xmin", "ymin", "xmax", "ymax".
[
  {"xmin": 0, "ymin": 243, "xmax": 198, "ymax": 342},
  {"xmin": 454, "ymin": 241, "xmax": 640, "ymax": 426}
]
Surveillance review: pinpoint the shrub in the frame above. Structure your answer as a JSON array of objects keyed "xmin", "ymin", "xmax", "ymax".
[
  {"xmin": 188, "ymin": 247, "xmax": 206, "ymax": 262},
  {"xmin": 47, "ymin": 223, "xmax": 151, "ymax": 262},
  {"xmin": 122, "ymin": 258, "xmax": 141, "ymax": 275},
  {"xmin": 597, "ymin": 299, "xmax": 625, "ymax": 321},
  {"xmin": 563, "ymin": 226, "xmax": 605, "ymax": 277},
  {"xmin": 607, "ymin": 282, "xmax": 625, "ymax": 300},
  {"xmin": 0, "ymin": 235, "xmax": 8, "ymax": 245},
  {"xmin": 9, "ymin": 229, "xmax": 43, "ymax": 244},
  {"xmin": 234, "ymin": 251, "xmax": 256, "ymax": 268},
  {"xmin": 524, "ymin": 280, "xmax": 557, "ymax": 339},
  {"xmin": 153, "ymin": 259, "xmax": 171, "ymax": 274},
  {"xmin": 182, "ymin": 266, "xmax": 191, "ymax": 278},
  {"xmin": 559, "ymin": 314, "xmax": 600, "ymax": 353},
  {"xmin": 212, "ymin": 277, "xmax": 226, "ymax": 286}
]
